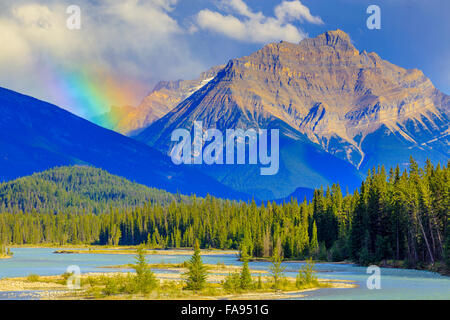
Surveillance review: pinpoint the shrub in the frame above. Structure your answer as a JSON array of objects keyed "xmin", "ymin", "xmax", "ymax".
[
  {"xmin": 318, "ymin": 242, "xmax": 328, "ymax": 261},
  {"xmin": 222, "ymin": 272, "xmax": 241, "ymax": 293},
  {"xmin": 269, "ymin": 246, "xmax": 286, "ymax": 289},
  {"xmin": 27, "ymin": 274, "xmax": 40, "ymax": 282},
  {"xmin": 296, "ymin": 259, "xmax": 319, "ymax": 289}
]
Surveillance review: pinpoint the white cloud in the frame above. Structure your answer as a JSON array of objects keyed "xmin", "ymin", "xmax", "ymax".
[
  {"xmin": 195, "ymin": 0, "xmax": 324, "ymax": 44},
  {"xmin": 197, "ymin": 10, "xmax": 247, "ymax": 40},
  {"xmin": 0, "ymin": 0, "xmax": 204, "ymax": 115},
  {"xmin": 103, "ymin": 0, "xmax": 181, "ymax": 34},
  {"xmin": 0, "ymin": 0, "xmax": 189, "ymax": 69},
  {"xmin": 222, "ymin": 0, "xmax": 262, "ymax": 20},
  {"xmin": 274, "ymin": 0, "xmax": 324, "ymax": 24},
  {"xmin": 0, "ymin": 0, "xmax": 325, "ymax": 117},
  {"xmin": 0, "ymin": 18, "xmax": 32, "ymax": 67}
]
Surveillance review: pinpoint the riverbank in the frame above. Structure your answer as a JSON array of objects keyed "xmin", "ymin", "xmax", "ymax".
[
  {"xmin": 250, "ymin": 257, "xmax": 355, "ymax": 266},
  {"xmin": 12, "ymin": 244, "xmax": 237, "ymax": 255},
  {"xmin": 53, "ymin": 248, "xmax": 238, "ymax": 256},
  {"xmin": 98, "ymin": 262, "xmax": 268, "ymax": 274},
  {"xmin": 0, "ymin": 254, "xmax": 12, "ymax": 259},
  {"xmin": 249, "ymin": 256, "xmax": 450, "ymax": 277},
  {"xmin": 377, "ymin": 260, "xmax": 450, "ymax": 276}
]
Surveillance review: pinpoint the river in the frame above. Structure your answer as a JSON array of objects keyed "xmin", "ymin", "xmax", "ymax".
[{"xmin": 0, "ymin": 248, "xmax": 449, "ymax": 300}]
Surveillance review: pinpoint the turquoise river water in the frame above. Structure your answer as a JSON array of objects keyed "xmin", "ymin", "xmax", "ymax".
[{"xmin": 0, "ymin": 248, "xmax": 449, "ymax": 300}]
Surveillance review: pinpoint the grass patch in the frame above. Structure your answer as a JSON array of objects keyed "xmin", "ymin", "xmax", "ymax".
[{"xmin": 26, "ymin": 274, "xmax": 40, "ymax": 282}]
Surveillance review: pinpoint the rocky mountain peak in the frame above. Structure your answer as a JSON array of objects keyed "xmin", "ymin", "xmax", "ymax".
[
  {"xmin": 134, "ymin": 29, "xmax": 449, "ymax": 199},
  {"xmin": 322, "ymin": 29, "xmax": 352, "ymax": 46},
  {"xmin": 94, "ymin": 65, "xmax": 224, "ymax": 135},
  {"xmin": 138, "ymin": 29, "xmax": 449, "ymax": 175},
  {"xmin": 298, "ymin": 29, "xmax": 357, "ymax": 52}
]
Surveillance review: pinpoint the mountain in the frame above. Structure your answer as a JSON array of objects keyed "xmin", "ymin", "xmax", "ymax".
[
  {"xmin": 0, "ymin": 166, "xmax": 186, "ymax": 213},
  {"xmin": 0, "ymin": 87, "xmax": 252, "ymax": 201},
  {"xmin": 273, "ymin": 186, "xmax": 315, "ymax": 204},
  {"xmin": 136, "ymin": 30, "xmax": 449, "ymax": 199},
  {"xmin": 93, "ymin": 66, "xmax": 224, "ymax": 135}
]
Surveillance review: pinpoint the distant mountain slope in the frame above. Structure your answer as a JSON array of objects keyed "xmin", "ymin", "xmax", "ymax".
[
  {"xmin": 0, "ymin": 166, "xmax": 184, "ymax": 213},
  {"xmin": 93, "ymin": 66, "xmax": 224, "ymax": 135},
  {"xmin": 273, "ymin": 187, "xmax": 315, "ymax": 204},
  {"xmin": 0, "ymin": 87, "xmax": 251, "ymax": 201},
  {"xmin": 136, "ymin": 30, "xmax": 449, "ymax": 199}
]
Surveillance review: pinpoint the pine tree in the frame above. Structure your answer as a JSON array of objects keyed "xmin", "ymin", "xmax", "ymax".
[
  {"xmin": 185, "ymin": 240, "xmax": 208, "ymax": 291},
  {"xmin": 309, "ymin": 221, "xmax": 319, "ymax": 258},
  {"xmin": 445, "ymin": 217, "xmax": 450, "ymax": 269},
  {"xmin": 256, "ymin": 275, "xmax": 263, "ymax": 289},
  {"xmin": 0, "ymin": 158, "xmax": 447, "ymax": 272},
  {"xmin": 350, "ymin": 181, "xmax": 367, "ymax": 261},
  {"xmin": 239, "ymin": 244, "xmax": 253, "ymax": 290},
  {"xmin": 133, "ymin": 245, "xmax": 157, "ymax": 293}
]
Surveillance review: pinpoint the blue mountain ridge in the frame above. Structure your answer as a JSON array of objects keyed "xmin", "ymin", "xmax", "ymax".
[{"xmin": 0, "ymin": 87, "xmax": 254, "ymax": 201}]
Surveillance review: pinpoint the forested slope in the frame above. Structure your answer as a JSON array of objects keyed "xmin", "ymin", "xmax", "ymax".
[
  {"xmin": 0, "ymin": 166, "xmax": 185, "ymax": 214},
  {"xmin": 0, "ymin": 159, "xmax": 448, "ymax": 271}
]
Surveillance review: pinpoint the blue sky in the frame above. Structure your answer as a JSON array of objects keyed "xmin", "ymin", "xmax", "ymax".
[
  {"xmin": 175, "ymin": 0, "xmax": 450, "ymax": 93},
  {"xmin": 0, "ymin": 0, "xmax": 448, "ymax": 116}
]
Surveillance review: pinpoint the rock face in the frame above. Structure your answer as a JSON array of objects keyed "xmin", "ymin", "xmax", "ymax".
[
  {"xmin": 95, "ymin": 66, "xmax": 224, "ymax": 135},
  {"xmin": 135, "ymin": 30, "xmax": 449, "ymax": 199}
]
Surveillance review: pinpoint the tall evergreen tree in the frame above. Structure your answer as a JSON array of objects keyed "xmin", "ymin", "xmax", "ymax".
[
  {"xmin": 0, "ymin": 158, "xmax": 447, "ymax": 271},
  {"xmin": 309, "ymin": 221, "xmax": 319, "ymax": 258},
  {"xmin": 184, "ymin": 240, "xmax": 208, "ymax": 291},
  {"xmin": 239, "ymin": 245, "xmax": 253, "ymax": 290},
  {"xmin": 133, "ymin": 245, "xmax": 157, "ymax": 293}
]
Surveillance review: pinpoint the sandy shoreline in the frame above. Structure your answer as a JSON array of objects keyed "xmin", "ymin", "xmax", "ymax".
[
  {"xmin": 99, "ymin": 263, "xmax": 268, "ymax": 275},
  {"xmin": 0, "ymin": 272, "xmax": 357, "ymax": 300}
]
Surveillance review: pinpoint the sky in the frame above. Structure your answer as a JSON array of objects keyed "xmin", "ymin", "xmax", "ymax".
[{"xmin": 0, "ymin": 0, "xmax": 449, "ymax": 119}]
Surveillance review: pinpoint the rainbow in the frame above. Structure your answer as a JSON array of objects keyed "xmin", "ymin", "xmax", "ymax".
[{"xmin": 39, "ymin": 63, "xmax": 145, "ymax": 128}]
